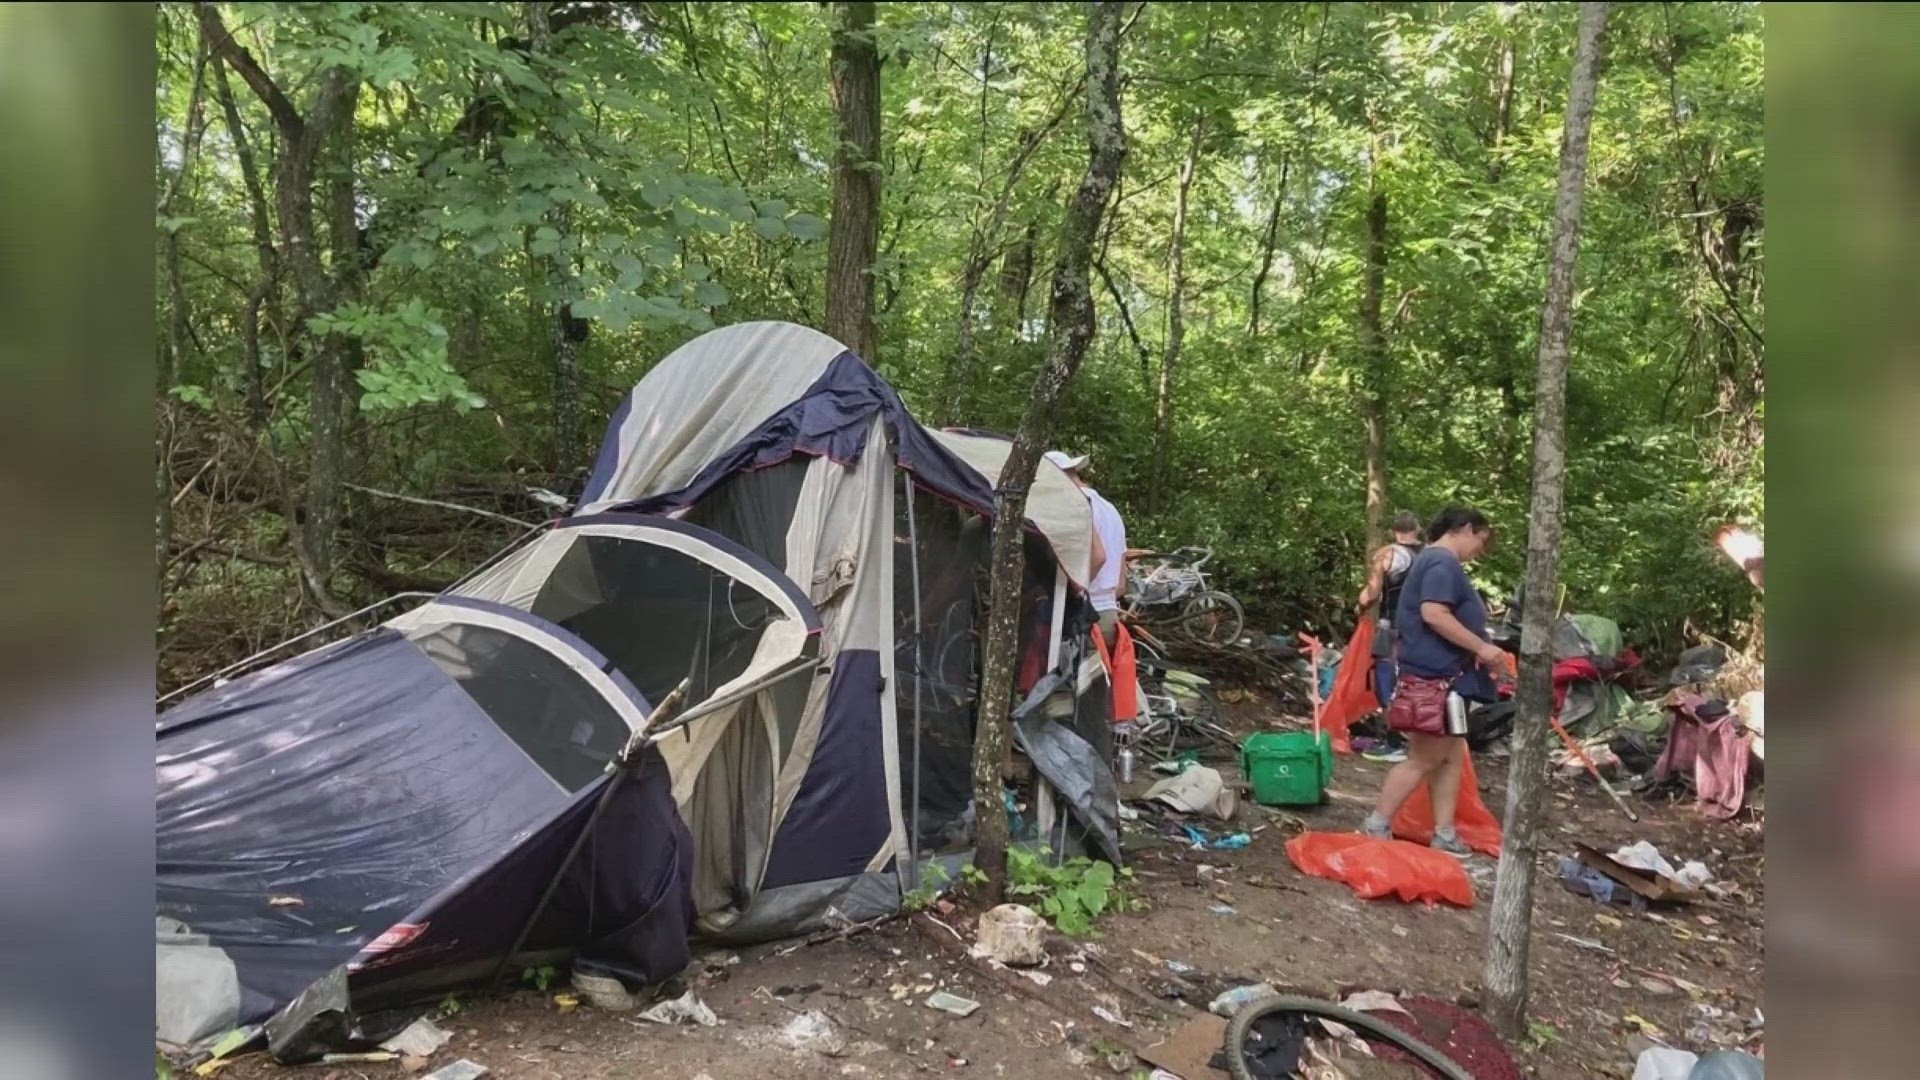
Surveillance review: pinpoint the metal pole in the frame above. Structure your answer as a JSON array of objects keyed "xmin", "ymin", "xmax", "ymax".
[
  {"xmin": 488, "ymin": 677, "xmax": 691, "ymax": 989},
  {"xmin": 905, "ymin": 477, "xmax": 924, "ymax": 890}
]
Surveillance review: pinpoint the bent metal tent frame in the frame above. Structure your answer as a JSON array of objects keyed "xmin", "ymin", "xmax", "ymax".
[{"xmin": 157, "ymin": 321, "xmax": 1120, "ymax": 1058}]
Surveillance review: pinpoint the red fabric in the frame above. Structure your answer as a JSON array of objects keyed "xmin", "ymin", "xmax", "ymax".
[
  {"xmin": 1321, "ymin": 618, "xmax": 1379, "ymax": 753},
  {"xmin": 1090, "ymin": 622, "xmax": 1138, "ymax": 722},
  {"xmin": 1368, "ymin": 997, "xmax": 1524, "ymax": 1080},
  {"xmin": 1286, "ymin": 832, "xmax": 1475, "ymax": 907},
  {"xmin": 1387, "ymin": 673, "xmax": 1451, "ymax": 736},
  {"xmin": 1654, "ymin": 692, "xmax": 1753, "ymax": 818},
  {"xmin": 1393, "ymin": 750, "xmax": 1503, "ymax": 856}
]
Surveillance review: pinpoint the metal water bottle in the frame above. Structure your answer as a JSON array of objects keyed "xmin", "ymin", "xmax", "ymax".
[
  {"xmin": 1119, "ymin": 747, "xmax": 1136, "ymax": 784},
  {"xmin": 1444, "ymin": 691, "xmax": 1470, "ymax": 737}
]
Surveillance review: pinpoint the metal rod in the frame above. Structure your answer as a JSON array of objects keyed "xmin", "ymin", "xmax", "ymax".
[
  {"xmin": 157, "ymin": 591, "xmax": 438, "ymax": 708},
  {"xmin": 489, "ymin": 678, "xmax": 691, "ymax": 989},
  {"xmin": 1550, "ymin": 716, "xmax": 1639, "ymax": 823},
  {"xmin": 905, "ymin": 478, "xmax": 925, "ymax": 890}
]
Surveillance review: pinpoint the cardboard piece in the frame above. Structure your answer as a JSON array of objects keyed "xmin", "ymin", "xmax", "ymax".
[
  {"xmin": 1575, "ymin": 844, "xmax": 1701, "ymax": 904},
  {"xmin": 1137, "ymin": 1013, "xmax": 1230, "ymax": 1079}
]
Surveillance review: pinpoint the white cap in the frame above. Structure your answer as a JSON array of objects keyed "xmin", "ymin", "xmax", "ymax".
[{"xmin": 1044, "ymin": 450, "xmax": 1089, "ymax": 473}]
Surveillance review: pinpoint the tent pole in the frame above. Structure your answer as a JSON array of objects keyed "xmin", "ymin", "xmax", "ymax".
[
  {"xmin": 905, "ymin": 478, "xmax": 924, "ymax": 890},
  {"xmin": 488, "ymin": 678, "xmax": 691, "ymax": 990},
  {"xmin": 157, "ymin": 591, "xmax": 438, "ymax": 707}
]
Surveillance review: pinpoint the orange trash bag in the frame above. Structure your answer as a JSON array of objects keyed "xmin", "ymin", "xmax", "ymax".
[
  {"xmin": 1090, "ymin": 622, "xmax": 1139, "ymax": 722},
  {"xmin": 1392, "ymin": 750, "xmax": 1503, "ymax": 856},
  {"xmin": 1320, "ymin": 618, "xmax": 1380, "ymax": 754},
  {"xmin": 1285, "ymin": 831, "xmax": 1475, "ymax": 907}
]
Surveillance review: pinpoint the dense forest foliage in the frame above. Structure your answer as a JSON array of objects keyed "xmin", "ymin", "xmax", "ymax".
[{"xmin": 155, "ymin": 2, "xmax": 1762, "ymax": 689}]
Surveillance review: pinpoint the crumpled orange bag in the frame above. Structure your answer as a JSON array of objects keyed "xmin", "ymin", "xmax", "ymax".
[
  {"xmin": 1392, "ymin": 750, "xmax": 1503, "ymax": 856},
  {"xmin": 1286, "ymin": 831, "xmax": 1475, "ymax": 907},
  {"xmin": 1320, "ymin": 618, "xmax": 1380, "ymax": 754}
]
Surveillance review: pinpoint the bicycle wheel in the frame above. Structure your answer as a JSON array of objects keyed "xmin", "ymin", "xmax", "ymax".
[{"xmin": 1179, "ymin": 591, "xmax": 1245, "ymax": 646}]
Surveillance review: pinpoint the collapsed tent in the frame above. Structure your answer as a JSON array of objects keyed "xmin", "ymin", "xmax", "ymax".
[{"xmin": 157, "ymin": 321, "xmax": 1120, "ymax": 1056}]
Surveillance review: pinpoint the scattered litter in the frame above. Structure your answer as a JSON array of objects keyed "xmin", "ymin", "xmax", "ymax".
[
  {"xmin": 1092, "ymin": 1005, "xmax": 1133, "ymax": 1028},
  {"xmin": 781, "ymin": 1010, "xmax": 847, "ymax": 1056},
  {"xmin": 1691, "ymin": 1050, "xmax": 1765, "ymax": 1079},
  {"xmin": 421, "ymin": 1060, "xmax": 488, "ymax": 1080},
  {"xmin": 1623, "ymin": 1014, "xmax": 1664, "ymax": 1039},
  {"xmin": 1153, "ymin": 750, "xmax": 1201, "ymax": 775},
  {"xmin": 1102, "ymin": 1047, "xmax": 1135, "ymax": 1072},
  {"xmin": 379, "ymin": 1017, "xmax": 452, "ymax": 1057},
  {"xmin": 323, "ymin": 1052, "xmax": 396, "ymax": 1065},
  {"xmin": 1560, "ymin": 856, "xmax": 1650, "ymax": 911},
  {"xmin": 1166, "ymin": 959, "xmax": 1196, "ymax": 975},
  {"xmin": 1391, "ymin": 925, "xmax": 1410, "ymax": 938},
  {"xmin": 1209, "ymin": 904, "xmax": 1238, "ymax": 916},
  {"xmin": 552, "ymin": 992, "xmax": 580, "ymax": 1012},
  {"xmin": 267, "ymin": 895, "xmax": 303, "ymax": 908},
  {"xmin": 974, "ymin": 904, "xmax": 1047, "ymax": 967},
  {"xmin": 204, "ymin": 1027, "xmax": 259, "ymax": 1061},
  {"xmin": 1339, "ymin": 990, "xmax": 1409, "ymax": 1015},
  {"xmin": 638, "ymin": 990, "xmax": 718, "ymax": 1027},
  {"xmin": 1553, "ymin": 932, "xmax": 1616, "ymax": 955},
  {"xmin": 925, "ymin": 991, "xmax": 981, "ymax": 1018},
  {"xmin": 774, "ymin": 982, "xmax": 823, "ymax": 998},
  {"xmin": 1022, "ymin": 970, "xmax": 1053, "ymax": 987},
  {"xmin": 1638, "ymin": 978, "xmax": 1676, "ymax": 996},
  {"xmin": 1117, "ymin": 803, "xmax": 1141, "ymax": 822},
  {"xmin": 1144, "ymin": 765, "xmax": 1238, "ymax": 821},
  {"xmin": 1209, "ymin": 983, "xmax": 1279, "ymax": 1017},
  {"xmin": 1181, "ymin": 824, "xmax": 1252, "ymax": 850},
  {"xmin": 1632, "ymin": 1045, "xmax": 1698, "ymax": 1080},
  {"xmin": 1149, "ymin": 1071, "xmax": 1183, "ymax": 1080},
  {"xmin": 1070, "ymin": 962, "xmax": 1086, "ymax": 974},
  {"xmin": 1610, "ymin": 841, "xmax": 1713, "ymax": 890}
]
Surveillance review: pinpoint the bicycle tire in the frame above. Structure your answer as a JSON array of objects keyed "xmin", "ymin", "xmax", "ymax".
[
  {"xmin": 1222, "ymin": 995, "xmax": 1473, "ymax": 1080},
  {"xmin": 1179, "ymin": 591, "xmax": 1245, "ymax": 646}
]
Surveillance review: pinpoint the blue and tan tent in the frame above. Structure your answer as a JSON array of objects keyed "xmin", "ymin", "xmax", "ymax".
[{"xmin": 157, "ymin": 321, "xmax": 1120, "ymax": 1058}]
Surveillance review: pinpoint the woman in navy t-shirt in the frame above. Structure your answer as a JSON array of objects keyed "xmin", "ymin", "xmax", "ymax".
[{"xmin": 1360, "ymin": 506, "xmax": 1514, "ymax": 856}]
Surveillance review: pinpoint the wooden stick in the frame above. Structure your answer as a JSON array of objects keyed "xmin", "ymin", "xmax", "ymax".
[{"xmin": 1551, "ymin": 717, "xmax": 1638, "ymax": 822}]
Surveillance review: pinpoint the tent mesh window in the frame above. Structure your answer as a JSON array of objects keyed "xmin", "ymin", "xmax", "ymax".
[
  {"xmin": 532, "ymin": 534, "xmax": 779, "ymax": 709},
  {"xmin": 893, "ymin": 476, "xmax": 989, "ymax": 857},
  {"xmin": 410, "ymin": 622, "xmax": 630, "ymax": 792},
  {"xmin": 679, "ymin": 458, "xmax": 810, "ymax": 571}
]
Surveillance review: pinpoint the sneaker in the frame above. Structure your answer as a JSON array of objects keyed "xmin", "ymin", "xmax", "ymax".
[
  {"xmin": 1360, "ymin": 818, "xmax": 1393, "ymax": 841},
  {"xmin": 1362, "ymin": 747, "xmax": 1408, "ymax": 763},
  {"xmin": 1430, "ymin": 832, "xmax": 1473, "ymax": 858}
]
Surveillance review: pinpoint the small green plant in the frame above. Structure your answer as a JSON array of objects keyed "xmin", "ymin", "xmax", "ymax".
[
  {"xmin": 961, "ymin": 863, "xmax": 989, "ymax": 887},
  {"xmin": 521, "ymin": 965, "xmax": 558, "ymax": 993},
  {"xmin": 156, "ymin": 1052, "xmax": 175, "ymax": 1080},
  {"xmin": 1005, "ymin": 850, "xmax": 1133, "ymax": 936},
  {"xmin": 902, "ymin": 863, "xmax": 951, "ymax": 911},
  {"xmin": 1521, "ymin": 1019, "xmax": 1561, "ymax": 1052},
  {"xmin": 435, "ymin": 994, "xmax": 464, "ymax": 1018}
]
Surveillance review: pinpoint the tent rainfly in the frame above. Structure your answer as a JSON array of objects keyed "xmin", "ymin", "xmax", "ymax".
[{"xmin": 157, "ymin": 321, "xmax": 1120, "ymax": 1060}]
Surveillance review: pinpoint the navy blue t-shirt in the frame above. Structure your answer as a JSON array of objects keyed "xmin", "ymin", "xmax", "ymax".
[{"xmin": 1393, "ymin": 547, "xmax": 1489, "ymax": 681}]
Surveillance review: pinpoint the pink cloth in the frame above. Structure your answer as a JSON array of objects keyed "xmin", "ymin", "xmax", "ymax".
[{"xmin": 1654, "ymin": 692, "xmax": 1755, "ymax": 818}]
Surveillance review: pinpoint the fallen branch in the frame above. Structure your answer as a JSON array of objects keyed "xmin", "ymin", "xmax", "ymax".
[
  {"xmin": 345, "ymin": 482, "xmax": 540, "ymax": 528},
  {"xmin": 772, "ymin": 912, "xmax": 902, "ymax": 956}
]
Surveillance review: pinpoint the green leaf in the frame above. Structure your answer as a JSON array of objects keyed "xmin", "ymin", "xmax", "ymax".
[
  {"xmin": 694, "ymin": 281, "xmax": 730, "ymax": 308},
  {"xmin": 786, "ymin": 213, "xmax": 828, "ymax": 242},
  {"xmin": 752, "ymin": 216, "xmax": 786, "ymax": 241}
]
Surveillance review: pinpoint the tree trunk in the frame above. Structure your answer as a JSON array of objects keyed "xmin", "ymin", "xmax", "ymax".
[
  {"xmin": 525, "ymin": 3, "xmax": 589, "ymax": 476},
  {"xmin": 1358, "ymin": 188, "xmax": 1390, "ymax": 551},
  {"xmin": 998, "ymin": 221, "xmax": 1038, "ymax": 332},
  {"xmin": 1483, "ymin": 0, "xmax": 1609, "ymax": 1038},
  {"xmin": 1149, "ymin": 118, "xmax": 1205, "ymax": 516},
  {"xmin": 1488, "ymin": 6, "xmax": 1518, "ymax": 181},
  {"xmin": 973, "ymin": 0, "xmax": 1128, "ymax": 903},
  {"xmin": 825, "ymin": 0, "xmax": 881, "ymax": 363}
]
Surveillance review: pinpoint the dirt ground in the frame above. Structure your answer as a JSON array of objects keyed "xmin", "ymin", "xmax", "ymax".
[{"xmin": 217, "ymin": 692, "xmax": 1764, "ymax": 1080}]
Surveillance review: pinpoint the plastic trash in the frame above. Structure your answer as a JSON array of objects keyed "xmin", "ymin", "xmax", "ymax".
[
  {"xmin": 925, "ymin": 991, "xmax": 981, "ymax": 1018},
  {"xmin": 637, "ymin": 990, "xmax": 718, "ymax": 1027},
  {"xmin": 1208, "ymin": 983, "xmax": 1279, "ymax": 1017},
  {"xmin": 975, "ymin": 904, "xmax": 1047, "ymax": 966},
  {"xmin": 1690, "ymin": 1050, "xmax": 1764, "ymax": 1079},
  {"xmin": 1633, "ymin": 1046, "xmax": 1699, "ymax": 1080},
  {"xmin": 378, "ymin": 1017, "xmax": 451, "ymax": 1056},
  {"xmin": 1286, "ymin": 832, "xmax": 1476, "ymax": 907},
  {"xmin": 1392, "ymin": 750, "xmax": 1502, "ymax": 855},
  {"xmin": 781, "ymin": 1010, "xmax": 847, "ymax": 1056},
  {"xmin": 421, "ymin": 1063, "xmax": 488, "ymax": 1080}
]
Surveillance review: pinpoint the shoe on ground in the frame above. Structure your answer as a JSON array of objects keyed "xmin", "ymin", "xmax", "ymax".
[
  {"xmin": 1430, "ymin": 832, "xmax": 1473, "ymax": 858},
  {"xmin": 1360, "ymin": 819, "xmax": 1392, "ymax": 841}
]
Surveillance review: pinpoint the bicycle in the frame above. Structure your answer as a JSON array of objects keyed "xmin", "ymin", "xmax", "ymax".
[
  {"xmin": 1121, "ymin": 623, "xmax": 1239, "ymax": 759},
  {"xmin": 1122, "ymin": 546, "xmax": 1246, "ymax": 647}
]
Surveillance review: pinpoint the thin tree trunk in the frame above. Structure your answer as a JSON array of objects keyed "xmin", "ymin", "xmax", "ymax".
[
  {"xmin": 1358, "ymin": 188, "xmax": 1390, "ymax": 551},
  {"xmin": 998, "ymin": 221, "xmax": 1038, "ymax": 332},
  {"xmin": 825, "ymin": 1, "xmax": 881, "ymax": 363},
  {"xmin": 1483, "ymin": 0, "xmax": 1609, "ymax": 1039},
  {"xmin": 1149, "ymin": 118, "xmax": 1205, "ymax": 516},
  {"xmin": 1488, "ymin": 6, "xmax": 1518, "ymax": 182},
  {"xmin": 1246, "ymin": 157, "xmax": 1288, "ymax": 339},
  {"xmin": 947, "ymin": 95, "xmax": 1076, "ymax": 423},
  {"xmin": 973, "ymin": 0, "xmax": 1128, "ymax": 903},
  {"xmin": 158, "ymin": 38, "xmax": 210, "ymax": 614}
]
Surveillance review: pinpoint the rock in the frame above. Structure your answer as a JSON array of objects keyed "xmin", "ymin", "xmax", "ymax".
[
  {"xmin": 975, "ymin": 904, "xmax": 1047, "ymax": 967},
  {"xmin": 782, "ymin": 1010, "xmax": 848, "ymax": 1057}
]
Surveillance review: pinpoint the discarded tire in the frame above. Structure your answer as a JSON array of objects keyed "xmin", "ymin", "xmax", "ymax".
[{"xmin": 1223, "ymin": 995, "xmax": 1473, "ymax": 1080}]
